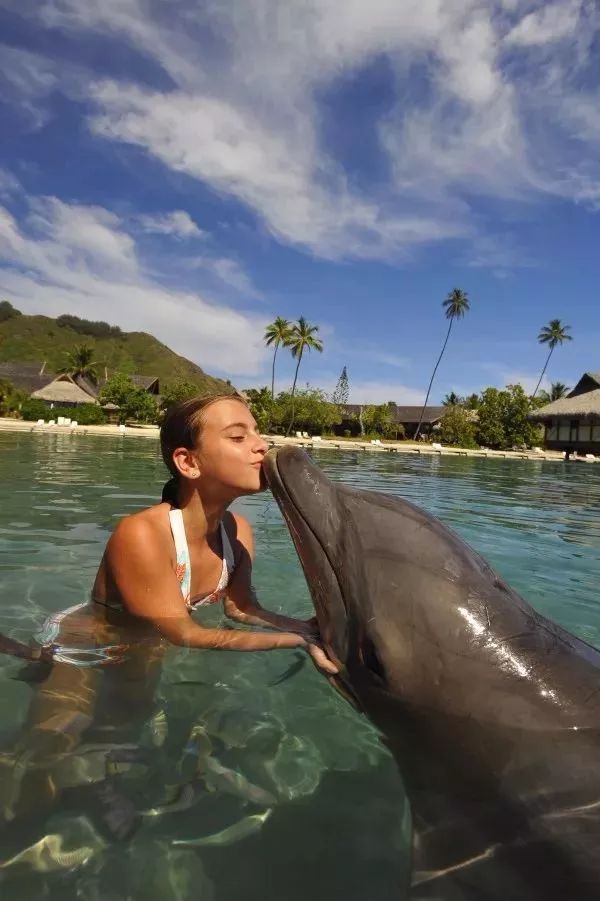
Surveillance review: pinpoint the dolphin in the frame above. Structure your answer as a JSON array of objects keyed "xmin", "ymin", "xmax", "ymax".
[{"xmin": 263, "ymin": 445, "xmax": 600, "ymax": 901}]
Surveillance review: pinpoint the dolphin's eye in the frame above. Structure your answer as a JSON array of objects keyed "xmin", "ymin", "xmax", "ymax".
[{"xmin": 360, "ymin": 637, "xmax": 386, "ymax": 682}]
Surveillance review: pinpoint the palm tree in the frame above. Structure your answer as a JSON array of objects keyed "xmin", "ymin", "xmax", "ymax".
[
  {"xmin": 264, "ymin": 317, "xmax": 292, "ymax": 401},
  {"xmin": 414, "ymin": 289, "xmax": 470, "ymax": 440},
  {"xmin": 285, "ymin": 316, "xmax": 323, "ymax": 436},
  {"xmin": 442, "ymin": 391, "xmax": 461, "ymax": 406},
  {"xmin": 532, "ymin": 320, "xmax": 572, "ymax": 399},
  {"xmin": 58, "ymin": 343, "xmax": 99, "ymax": 383},
  {"xmin": 538, "ymin": 381, "xmax": 570, "ymax": 404}
]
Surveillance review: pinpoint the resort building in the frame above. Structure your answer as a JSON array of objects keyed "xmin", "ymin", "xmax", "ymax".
[
  {"xmin": 31, "ymin": 374, "xmax": 99, "ymax": 407},
  {"xmin": 0, "ymin": 362, "xmax": 160, "ymax": 409},
  {"xmin": 338, "ymin": 404, "xmax": 445, "ymax": 438},
  {"xmin": 529, "ymin": 372, "xmax": 600, "ymax": 457}
]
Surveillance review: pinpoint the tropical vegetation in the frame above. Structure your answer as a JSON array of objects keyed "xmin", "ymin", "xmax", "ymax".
[
  {"xmin": 0, "ymin": 307, "xmax": 230, "ymax": 394},
  {"xmin": 98, "ymin": 373, "xmax": 157, "ymax": 424},
  {"xmin": 414, "ymin": 288, "xmax": 470, "ymax": 440},
  {"xmin": 532, "ymin": 320, "xmax": 572, "ymax": 398},
  {"xmin": 58, "ymin": 343, "xmax": 100, "ymax": 383},
  {"xmin": 264, "ymin": 317, "xmax": 292, "ymax": 401},
  {"xmin": 285, "ymin": 317, "xmax": 324, "ymax": 436}
]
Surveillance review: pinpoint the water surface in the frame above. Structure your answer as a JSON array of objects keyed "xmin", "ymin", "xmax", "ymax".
[{"xmin": 1, "ymin": 432, "xmax": 599, "ymax": 899}]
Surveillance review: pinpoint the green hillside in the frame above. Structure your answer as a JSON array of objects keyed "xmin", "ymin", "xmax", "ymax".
[{"xmin": 0, "ymin": 306, "xmax": 233, "ymax": 394}]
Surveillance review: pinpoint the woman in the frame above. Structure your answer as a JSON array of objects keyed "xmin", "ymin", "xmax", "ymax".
[
  {"xmin": 0, "ymin": 394, "xmax": 336, "ymax": 839},
  {"xmin": 90, "ymin": 392, "xmax": 336, "ymax": 670}
]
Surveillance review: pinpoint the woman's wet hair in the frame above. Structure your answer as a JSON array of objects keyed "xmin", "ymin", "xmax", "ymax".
[{"xmin": 160, "ymin": 393, "xmax": 247, "ymax": 506}]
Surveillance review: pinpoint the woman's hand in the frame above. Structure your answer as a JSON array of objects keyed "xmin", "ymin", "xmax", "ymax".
[{"xmin": 304, "ymin": 640, "xmax": 339, "ymax": 675}]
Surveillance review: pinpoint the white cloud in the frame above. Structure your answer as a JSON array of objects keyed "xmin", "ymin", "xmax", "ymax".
[
  {"xmin": 89, "ymin": 81, "xmax": 462, "ymax": 261},
  {"xmin": 0, "ymin": 196, "xmax": 267, "ymax": 377},
  {"xmin": 3, "ymin": 0, "xmax": 600, "ymax": 266},
  {"xmin": 0, "ymin": 43, "xmax": 58, "ymax": 126},
  {"xmin": 137, "ymin": 210, "xmax": 204, "ymax": 239},
  {"xmin": 506, "ymin": 1, "xmax": 582, "ymax": 47},
  {"xmin": 0, "ymin": 168, "xmax": 20, "ymax": 197}
]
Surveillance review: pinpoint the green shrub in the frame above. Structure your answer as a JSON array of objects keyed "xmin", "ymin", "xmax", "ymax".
[
  {"xmin": 21, "ymin": 399, "xmax": 51, "ymax": 421},
  {"xmin": 20, "ymin": 400, "xmax": 106, "ymax": 423}
]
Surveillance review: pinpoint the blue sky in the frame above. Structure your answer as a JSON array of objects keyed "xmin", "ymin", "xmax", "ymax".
[{"xmin": 0, "ymin": 0, "xmax": 598, "ymax": 403}]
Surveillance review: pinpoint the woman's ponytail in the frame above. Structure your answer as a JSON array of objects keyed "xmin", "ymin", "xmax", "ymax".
[{"xmin": 161, "ymin": 476, "xmax": 179, "ymax": 506}]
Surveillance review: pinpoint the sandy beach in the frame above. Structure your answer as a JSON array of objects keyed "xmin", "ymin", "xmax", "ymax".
[{"xmin": 0, "ymin": 416, "xmax": 585, "ymax": 462}]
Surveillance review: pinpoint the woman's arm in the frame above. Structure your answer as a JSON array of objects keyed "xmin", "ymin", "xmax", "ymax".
[
  {"xmin": 104, "ymin": 516, "xmax": 308, "ymax": 653},
  {"xmin": 223, "ymin": 514, "xmax": 316, "ymax": 637}
]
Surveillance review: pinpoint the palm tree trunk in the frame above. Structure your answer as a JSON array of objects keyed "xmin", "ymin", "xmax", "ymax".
[
  {"xmin": 286, "ymin": 352, "xmax": 303, "ymax": 437},
  {"xmin": 532, "ymin": 347, "xmax": 553, "ymax": 399},
  {"xmin": 270, "ymin": 343, "xmax": 279, "ymax": 401},
  {"xmin": 414, "ymin": 319, "xmax": 453, "ymax": 441}
]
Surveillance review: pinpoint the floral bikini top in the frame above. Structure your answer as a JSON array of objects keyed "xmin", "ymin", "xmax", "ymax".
[{"xmin": 169, "ymin": 509, "xmax": 235, "ymax": 608}]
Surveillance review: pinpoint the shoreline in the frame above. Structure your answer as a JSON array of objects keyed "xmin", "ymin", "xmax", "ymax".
[{"xmin": 0, "ymin": 417, "xmax": 589, "ymax": 463}]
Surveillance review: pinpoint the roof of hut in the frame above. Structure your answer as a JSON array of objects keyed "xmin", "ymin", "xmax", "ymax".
[
  {"xmin": 529, "ymin": 388, "xmax": 600, "ymax": 421},
  {"xmin": 130, "ymin": 374, "xmax": 159, "ymax": 391},
  {"xmin": 31, "ymin": 374, "xmax": 98, "ymax": 405},
  {"xmin": 0, "ymin": 362, "xmax": 55, "ymax": 393}
]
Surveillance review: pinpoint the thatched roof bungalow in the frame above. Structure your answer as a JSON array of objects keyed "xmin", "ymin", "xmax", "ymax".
[
  {"xmin": 31, "ymin": 374, "xmax": 99, "ymax": 407},
  {"xmin": 528, "ymin": 372, "xmax": 600, "ymax": 456}
]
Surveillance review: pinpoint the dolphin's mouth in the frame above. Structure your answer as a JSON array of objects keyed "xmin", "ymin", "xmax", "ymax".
[{"xmin": 263, "ymin": 447, "xmax": 351, "ymax": 680}]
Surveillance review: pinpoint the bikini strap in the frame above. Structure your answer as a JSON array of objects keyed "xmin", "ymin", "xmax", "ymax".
[{"xmin": 169, "ymin": 508, "xmax": 191, "ymax": 602}]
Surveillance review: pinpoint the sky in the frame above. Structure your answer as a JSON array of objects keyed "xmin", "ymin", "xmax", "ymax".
[{"xmin": 0, "ymin": 0, "xmax": 598, "ymax": 404}]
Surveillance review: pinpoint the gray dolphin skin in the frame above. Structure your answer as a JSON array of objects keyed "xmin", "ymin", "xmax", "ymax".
[{"xmin": 263, "ymin": 446, "xmax": 600, "ymax": 901}]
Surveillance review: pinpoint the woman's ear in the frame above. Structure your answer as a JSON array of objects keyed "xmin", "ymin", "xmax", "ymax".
[{"xmin": 172, "ymin": 447, "xmax": 201, "ymax": 480}]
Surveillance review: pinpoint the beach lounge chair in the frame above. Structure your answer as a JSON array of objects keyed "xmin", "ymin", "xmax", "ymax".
[
  {"xmin": 70, "ymin": 421, "xmax": 78, "ymax": 428},
  {"xmin": 36, "ymin": 419, "xmax": 45, "ymax": 426},
  {"xmin": 302, "ymin": 432, "xmax": 310, "ymax": 439},
  {"xmin": 312, "ymin": 436, "xmax": 322, "ymax": 442},
  {"xmin": 431, "ymin": 442, "xmax": 442, "ymax": 451},
  {"xmin": 585, "ymin": 454, "xmax": 596, "ymax": 461},
  {"xmin": 295, "ymin": 431, "xmax": 303, "ymax": 439},
  {"xmin": 48, "ymin": 419, "xmax": 56, "ymax": 426}
]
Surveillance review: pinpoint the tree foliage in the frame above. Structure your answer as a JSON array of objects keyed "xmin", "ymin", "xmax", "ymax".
[
  {"xmin": 360, "ymin": 402, "xmax": 401, "ymax": 438},
  {"xmin": 270, "ymin": 387, "xmax": 340, "ymax": 435},
  {"xmin": 438, "ymin": 406, "xmax": 477, "ymax": 448},
  {"xmin": 245, "ymin": 387, "xmax": 273, "ymax": 433},
  {"xmin": 0, "ymin": 300, "xmax": 21, "ymax": 322},
  {"xmin": 332, "ymin": 366, "xmax": 350, "ymax": 406},
  {"xmin": 264, "ymin": 317, "xmax": 292, "ymax": 401},
  {"xmin": 476, "ymin": 385, "xmax": 542, "ymax": 449},
  {"xmin": 56, "ymin": 314, "xmax": 123, "ymax": 338},
  {"xmin": 285, "ymin": 317, "xmax": 324, "ymax": 435},
  {"xmin": 0, "ymin": 378, "xmax": 25, "ymax": 415},
  {"xmin": 161, "ymin": 379, "xmax": 200, "ymax": 410},
  {"xmin": 99, "ymin": 373, "xmax": 157, "ymax": 423},
  {"xmin": 533, "ymin": 319, "xmax": 573, "ymax": 398},
  {"xmin": 57, "ymin": 343, "xmax": 100, "ymax": 383},
  {"xmin": 415, "ymin": 288, "xmax": 470, "ymax": 439}
]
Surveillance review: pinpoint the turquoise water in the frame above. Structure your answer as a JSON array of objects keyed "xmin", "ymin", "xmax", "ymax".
[{"xmin": 1, "ymin": 432, "xmax": 599, "ymax": 899}]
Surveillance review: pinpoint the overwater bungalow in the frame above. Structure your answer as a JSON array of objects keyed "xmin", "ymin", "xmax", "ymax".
[{"xmin": 528, "ymin": 372, "xmax": 600, "ymax": 457}]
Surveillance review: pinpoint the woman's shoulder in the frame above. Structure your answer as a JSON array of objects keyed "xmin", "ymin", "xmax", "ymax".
[{"xmin": 109, "ymin": 503, "xmax": 172, "ymax": 555}]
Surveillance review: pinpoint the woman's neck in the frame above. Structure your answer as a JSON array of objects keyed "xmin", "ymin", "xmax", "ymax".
[{"xmin": 177, "ymin": 485, "xmax": 229, "ymax": 540}]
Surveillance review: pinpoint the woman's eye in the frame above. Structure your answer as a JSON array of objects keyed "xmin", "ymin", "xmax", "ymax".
[{"xmin": 230, "ymin": 436, "xmax": 245, "ymax": 442}]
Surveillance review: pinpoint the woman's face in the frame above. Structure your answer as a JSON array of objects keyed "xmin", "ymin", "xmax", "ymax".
[{"xmin": 194, "ymin": 399, "xmax": 269, "ymax": 497}]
